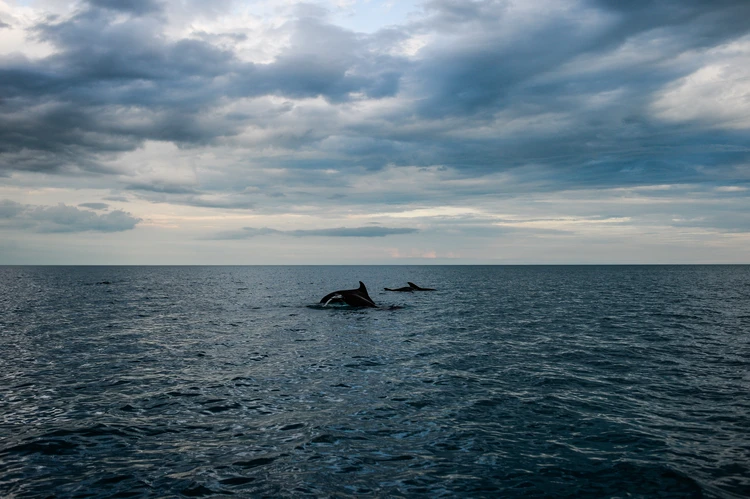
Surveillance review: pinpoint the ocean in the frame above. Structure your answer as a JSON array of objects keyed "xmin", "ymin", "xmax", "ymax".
[{"xmin": 0, "ymin": 265, "xmax": 748, "ymax": 498}]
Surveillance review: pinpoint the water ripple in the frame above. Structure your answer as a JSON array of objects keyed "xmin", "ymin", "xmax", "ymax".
[{"xmin": 1, "ymin": 265, "xmax": 748, "ymax": 497}]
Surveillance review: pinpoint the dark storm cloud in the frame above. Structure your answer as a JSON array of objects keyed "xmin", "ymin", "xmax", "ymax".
[
  {"xmin": 207, "ymin": 226, "xmax": 418, "ymax": 240},
  {"xmin": 411, "ymin": 0, "xmax": 580, "ymax": 118},
  {"xmin": 226, "ymin": 14, "xmax": 404, "ymax": 102},
  {"xmin": 588, "ymin": 0, "xmax": 750, "ymax": 49},
  {"xmin": 393, "ymin": 1, "xmax": 747, "ymax": 168},
  {"xmin": 373, "ymin": 0, "xmax": 750, "ymax": 185},
  {"xmin": 0, "ymin": 200, "xmax": 141, "ymax": 232},
  {"xmin": 0, "ymin": 0, "xmax": 748, "ymax": 207},
  {"xmin": 0, "ymin": 1, "xmax": 404, "ymax": 174}
]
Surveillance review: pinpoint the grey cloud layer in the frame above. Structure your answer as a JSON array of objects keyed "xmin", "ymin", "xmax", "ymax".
[
  {"xmin": 1, "ymin": 0, "xmax": 748, "ymax": 211},
  {"xmin": 209, "ymin": 226, "xmax": 419, "ymax": 239},
  {"xmin": 0, "ymin": 200, "xmax": 141, "ymax": 232},
  {"xmin": 78, "ymin": 202, "xmax": 110, "ymax": 210},
  {"xmin": 0, "ymin": 1, "xmax": 405, "ymax": 174}
]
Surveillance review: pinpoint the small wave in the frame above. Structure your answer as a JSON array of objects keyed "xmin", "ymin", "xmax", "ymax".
[{"xmin": 233, "ymin": 456, "xmax": 280, "ymax": 469}]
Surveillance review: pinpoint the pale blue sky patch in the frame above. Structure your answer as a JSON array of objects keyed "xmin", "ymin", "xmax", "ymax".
[{"xmin": 328, "ymin": 0, "xmax": 422, "ymax": 33}]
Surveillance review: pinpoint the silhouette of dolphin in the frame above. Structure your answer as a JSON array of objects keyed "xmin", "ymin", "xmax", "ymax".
[
  {"xmin": 408, "ymin": 282, "xmax": 436, "ymax": 291},
  {"xmin": 384, "ymin": 285, "xmax": 414, "ymax": 292},
  {"xmin": 320, "ymin": 281, "xmax": 377, "ymax": 308}
]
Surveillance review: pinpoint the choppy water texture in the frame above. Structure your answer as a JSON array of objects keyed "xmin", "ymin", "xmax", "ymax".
[{"xmin": 1, "ymin": 265, "xmax": 749, "ymax": 498}]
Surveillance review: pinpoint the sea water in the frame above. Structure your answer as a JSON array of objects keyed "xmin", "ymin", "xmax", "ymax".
[{"xmin": 0, "ymin": 265, "xmax": 748, "ymax": 498}]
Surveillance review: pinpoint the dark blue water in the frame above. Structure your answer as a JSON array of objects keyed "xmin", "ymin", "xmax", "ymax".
[{"xmin": 1, "ymin": 266, "xmax": 748, "ymax": 498}]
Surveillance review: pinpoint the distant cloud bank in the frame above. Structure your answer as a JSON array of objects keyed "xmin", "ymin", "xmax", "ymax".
[
  {"xmin": 0, "ymin": 200, "xmax": 141, "ymax": 233},
  {"xmin": 208, "ymin": 226, "xmax": 419, "ymax": 239}
]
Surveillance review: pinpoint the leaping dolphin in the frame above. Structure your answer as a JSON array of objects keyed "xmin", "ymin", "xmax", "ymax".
[
  {"xmin": 320, "ymin": 281, "xmax": 378, "ymax": 308},
  {"xmin": 408, "ymin": 282, "xmax": 436, "ymax": 291}
]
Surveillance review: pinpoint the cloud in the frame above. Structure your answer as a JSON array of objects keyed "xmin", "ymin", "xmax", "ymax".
[
  {"xmin": 0, "ymin": 199, "xmax": 25, "ymax": 219},
  {"xmin": 1, "ymin": 0, "xmax": 748, "ymax": 189},
  {"xmin": 208, "ymin": 227, "xmax": 281, "ymax": 240},
  {"xmin": 207, "ymin": 225, "xmax": 418, "ymax": 240},
  {"xmin": 587, "ymin": 0, "xmax": 750, "ymax": 50},
  {"xmin": 715, "ymin": 186, "xmax": 748, "ymax": 193},
  {"xmin": 78, "ymin": 202, "xmax": 110, "ymax": 210},
  {"xmin": 0, "ymin": 200, "xmax": 141, "ymax": 233},
  {"xmin": 0, "ymin": 1, "xmax": 405, "ymax": 175},
  {"xmin": 87, "ymin": 0, "xmax": 163, "ymax": 16},
  {"xmin": 124, "ymin": 182, "xmax": 199, "ymax": 195},
  {"xmin": 1, "ymin": 0, "xmax": 749, "ymax": 263},
  {"xmin": 289, "ymin": 226, "xmax": 418, "ymax": 237},
  {"xmin": 652, "ymin": 57, "xmax": 750, "ymax": 129}
]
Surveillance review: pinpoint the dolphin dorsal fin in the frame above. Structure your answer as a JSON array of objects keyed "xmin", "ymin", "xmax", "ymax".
[
  {"xmin": 358, "ymin": 281, "xmax": 372, "ymax": 300},
  {"xmin": 408, "ymin": 282, "xmax": 417, "ymax": 288}
]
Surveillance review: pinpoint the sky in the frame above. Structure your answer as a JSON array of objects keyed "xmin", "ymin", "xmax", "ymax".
[{"xmin": 1, "ymin": 0, "xmax": 749, "ymax": 264}]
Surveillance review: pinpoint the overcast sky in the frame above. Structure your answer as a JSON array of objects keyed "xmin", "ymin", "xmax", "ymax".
[{"xmin": 1, "ymin": 0, "xmax": 749, "ymax": 264}]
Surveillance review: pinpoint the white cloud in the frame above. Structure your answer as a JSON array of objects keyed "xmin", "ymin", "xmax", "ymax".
[{"xmin": 652, "ymin": 37, "xmax": 750, "ymax": 129}]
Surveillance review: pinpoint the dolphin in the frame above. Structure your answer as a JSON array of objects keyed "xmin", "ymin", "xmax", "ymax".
[
  {"xmin": 320, "ymin": 281, "xmax": 378, "ymax": 308},
  {"xmin": 408, "ymin": 282, "xmax": 436, "ymax": 291},
  {"xmin": 384, "ymin": 285, "xmax": 414, "ymax": 292}
]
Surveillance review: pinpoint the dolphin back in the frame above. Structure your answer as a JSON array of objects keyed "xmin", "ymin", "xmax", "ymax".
[
  {"xmin": 320, "ymin": 281, "xmax": 377, "ymax": 307},
  {"xmin": 320, "ymin": 291, "xmax": 343, "ymax": 304}
]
